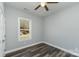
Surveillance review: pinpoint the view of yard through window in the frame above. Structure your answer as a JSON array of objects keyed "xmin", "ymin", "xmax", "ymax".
[{"xmin": 18, "ymin": 17, "xmax": 31, "ymax": 41}]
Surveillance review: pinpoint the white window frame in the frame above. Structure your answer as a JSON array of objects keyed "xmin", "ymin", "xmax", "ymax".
[{"xmin": 18, "ymin": 17, "xmax": 32, "ymax": 41}]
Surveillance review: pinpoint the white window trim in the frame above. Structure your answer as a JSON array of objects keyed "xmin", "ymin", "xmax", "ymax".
[{"xmin": 18, "ymin": 17, "xmax": 32, "ymax": 41}]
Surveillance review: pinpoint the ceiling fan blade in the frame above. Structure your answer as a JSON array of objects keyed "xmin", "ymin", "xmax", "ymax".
[
  {"xmin": 47, "ymin": 2, "xmax": 58, "ymax": 4},
  {"xmin": 34, "ymin": 5, "xmax": 41, "ymax": 10},
  {"xmin": 44, "ymin": 5, "xmax": 48, "ymax": 11}
]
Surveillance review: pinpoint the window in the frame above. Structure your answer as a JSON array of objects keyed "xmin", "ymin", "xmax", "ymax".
[{"xmin": 18, "ymin": 17, "xmax": 32, "ymax": 41}]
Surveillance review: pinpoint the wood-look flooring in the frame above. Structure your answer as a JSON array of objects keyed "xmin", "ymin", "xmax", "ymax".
[{"xmin": 5, "ymin": 43, "xmax": 77, "ymax": 57}]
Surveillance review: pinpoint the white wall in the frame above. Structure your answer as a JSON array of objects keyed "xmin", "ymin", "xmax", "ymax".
[
  {"xmin": 5, "ymin": 5, "xmax": 43, "ymax": 51},
  {"xmin": 5, "ymin": 2, "xmax": 79, "ymax": 55},
  {"xmin": 44, "ymin": 3, "xmax": 79, "ymax": 53}
]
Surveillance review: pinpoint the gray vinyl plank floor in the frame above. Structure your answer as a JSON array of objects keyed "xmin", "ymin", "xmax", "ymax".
[{"xmin": 5, "ymin": 43, "xmax": 77, "ymax": 57}]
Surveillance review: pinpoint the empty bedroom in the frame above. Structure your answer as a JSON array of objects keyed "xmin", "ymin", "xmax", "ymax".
[{"xmin": 0, "ymin": 2, "xmax": 79, "ymax": 57}]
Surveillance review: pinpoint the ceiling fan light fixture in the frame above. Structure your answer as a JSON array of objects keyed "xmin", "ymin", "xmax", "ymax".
[{"xmin": 41, "ymin": 2, "xmax": 46, "ymax": 7}]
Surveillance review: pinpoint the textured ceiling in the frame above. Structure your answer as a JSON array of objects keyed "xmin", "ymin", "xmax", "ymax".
[{"xmin": 5, "ymin": 2, "xmax": 78, "ymax": 17}]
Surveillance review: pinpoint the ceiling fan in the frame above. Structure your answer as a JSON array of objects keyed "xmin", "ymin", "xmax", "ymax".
[{"xmin": 34, "ymin": 2, "xmax": 58, "ymax": 11}]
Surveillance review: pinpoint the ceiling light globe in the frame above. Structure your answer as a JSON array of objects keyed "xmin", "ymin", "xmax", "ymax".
[{"xmin": 41, "ymin": 2, "xmax": 46, "ymax": 7}]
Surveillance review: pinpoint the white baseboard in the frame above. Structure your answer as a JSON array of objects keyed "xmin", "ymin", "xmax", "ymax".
[
  {"xmin": 5, "ymin": 41, "xmax": 79, "ymax": 57},
  {"xmin": 43, "ymin": 41, "xmax": 79, "ymax": 56},
  {"xmin": 5, "ymin": 41, "xmax": 43, "ymax": 54}
]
